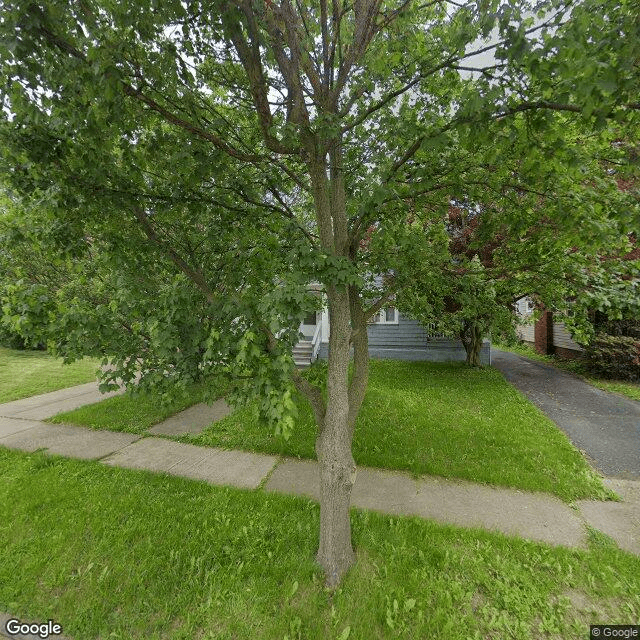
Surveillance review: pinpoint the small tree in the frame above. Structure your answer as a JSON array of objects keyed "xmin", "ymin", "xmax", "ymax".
[{"xmin": 398, "ymin": 132, "xmax": 640, "ymax": 366}]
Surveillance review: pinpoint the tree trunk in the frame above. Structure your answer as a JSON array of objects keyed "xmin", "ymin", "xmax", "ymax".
[
  {"xmin": 316, "ymin": 285, "xmax": 356, "ymax": 587},
  {"xmin": 305, "ymin": 143, "xmax": 364, "ymax": 586},
  {"xmin": 460, "ymin": 320, "xmax": 483, "ymax": 367}
]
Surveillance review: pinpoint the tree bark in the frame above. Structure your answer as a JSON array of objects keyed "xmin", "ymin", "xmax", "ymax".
[
  {"xmin": 460, "ymin": 320, "xmax": 483, "ymax": 367},
  {"xmin": 305, "ymin": 145, "xmax": 358, "ymax": 586},
  {"xmin": 348, "ymin": 284, "xmax": 370, "ymax": 431},
  {"xmin": 223, "ymin": 2, "xmax": 377, "ymax": 587},
  {"xmin": 315, "ymin": 284, "xmax": 356, "ymax": 587}
]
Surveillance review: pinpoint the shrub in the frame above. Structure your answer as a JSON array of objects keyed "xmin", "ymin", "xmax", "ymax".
[
  {"xmin": 605, "ymin": 318, "xmax": 640, "ymax": 339},
  {"xmin": 584, "ymin": 334, "xmax": 640, "ymax": 382},
  {"xmin": 0, "ymin": 314, "xmax": 46, "ymax": 350},
  {"xmin": 0, "ymin": 322, "xmax": 30, "ymax": 349},
  {"xmin": 593, "ymin": 312, "xmax": 640, "ymax": 338}
]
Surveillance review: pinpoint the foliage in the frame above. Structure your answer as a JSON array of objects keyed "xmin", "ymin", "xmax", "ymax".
[
  {"xmin": 1, "ymin": 185, "xmax": 315, "ymax": 433},
  {"xmin": 594, "ymin": 312, "xmax": 640, "ymax": 339},
  {"xmin": 397, "ymin": 151, "xmax": 640, "ymax": 362},
  {"xmin": 0, "ymin": 0, "xmax": 638, "ymax": 582},
  {"xmin": 0, "ymin": 0, "xmax": 637, "ymax": 406},
  {"xmin": 0, "ymin": 323, "xmax": 31, "ymax": 349},
  {"xmin": 560, "ymin": 258, "xmax": 640, "ymax": 346},
  {"xmin": 584, "ymin": 334, "xmax": 640, "ymax": 382},
  {"xmin": 0, "ymin": 191, "xmax": 50, "ymax": 349}
]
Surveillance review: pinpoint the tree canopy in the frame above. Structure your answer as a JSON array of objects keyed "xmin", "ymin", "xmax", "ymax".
[{"xmin": 1, "ymin": 0, "xmax": 638, "ymax": 585}]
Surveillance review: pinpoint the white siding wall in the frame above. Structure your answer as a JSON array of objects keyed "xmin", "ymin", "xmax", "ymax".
[
  {"xmin": 515, "ymin": 297, "xmax": 535, "ymax": 343},
  {"xmin": 515, "ymin": 298, "xmax": 532, "ymax": 315},
  {"xmin": 553, "ymin": 322, "xmax": 583, "ymax": 352},
  {"xmin": 517, "ymin": 323, "xmax": 535, "ymax": 342}
]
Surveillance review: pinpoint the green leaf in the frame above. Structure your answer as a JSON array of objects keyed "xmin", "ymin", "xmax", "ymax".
[{"xmin": 337, "ymin": 626, "xmax": 351, "ymax": 640}]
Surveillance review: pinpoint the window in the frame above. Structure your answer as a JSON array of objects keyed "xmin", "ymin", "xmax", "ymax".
[
  {"xmin": 369, "ymin": 307, "xmax": 399, "ymax": 324},
  {"xmin": 302, "ymin": 311, "xmax": 317, "ymax": 325}
]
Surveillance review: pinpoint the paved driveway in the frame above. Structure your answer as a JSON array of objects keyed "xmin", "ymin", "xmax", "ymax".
[{"xmin": 492, "ymin": 349, "xmax": 640, "ymax": 479}]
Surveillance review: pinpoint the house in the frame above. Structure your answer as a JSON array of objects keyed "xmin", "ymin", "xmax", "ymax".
[
  {"xmin": 514, "ymin": 230, "xmax": 639, "ymax": 359},
  {"xmin": 294, "ymin": 300, "xmax": 491, "ymax": 367},
  {"xmin": 515, "ymin": 298, "xmax": 583, "ymax": 358}
]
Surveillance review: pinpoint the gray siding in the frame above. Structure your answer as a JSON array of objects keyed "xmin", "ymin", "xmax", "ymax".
[
  {"xmin": 553, "ymin": 322, "xmax": 583, "ymax": 352},
  {"xmin": 369, "ymin": 340, "xmax": 490, "ymax": 364},
  {"xmin": 317, "ymin": 314, "xmax": 491, "ymax": 364},
  {"xmin": 517, "ymin": 322, "xmax": 535, "ymax": 343},
  {"xmin": 368, "ymin": 315, "xmax": 436, "ymax": 348}
]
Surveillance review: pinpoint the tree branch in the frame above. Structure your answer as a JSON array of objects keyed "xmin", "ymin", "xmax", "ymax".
[
  {"xmin": 35, "ymin": 23, "xmax": 267, "ymax": 164},
  {"xmin": 332, "ymin": 0, "xmax": 383, "ymax": 102},
  {"xmin": 291, "ymin": 368, "xmax": 327, "ymax": 428},
  {"xmin": 131, "ymin": 206, "xmax": 215, "ymax": 304},
  {"xmin": 359, "ymin": 276, "xmax": 400, "ymax": 326},
  {"xmin": 225, "ymin": 1, "xmax": 301, "ymax": 154},
  {"xmin": 347, "ymin": 284, "xmax": 369, "ymax": 431}
]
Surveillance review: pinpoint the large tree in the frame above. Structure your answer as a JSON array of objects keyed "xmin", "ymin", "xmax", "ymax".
[{"xmin": 1, "ymin": 0, "xmax": 638, "ymax": 585}]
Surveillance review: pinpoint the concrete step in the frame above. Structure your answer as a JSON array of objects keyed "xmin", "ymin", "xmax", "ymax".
[{"xmin": 293, "ymin": 340, "xmax": 313, "ymax": 365}]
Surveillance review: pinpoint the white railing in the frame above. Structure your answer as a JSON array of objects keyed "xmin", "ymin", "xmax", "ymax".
[{"xmin": 310, "ymin": 321, "xmax": 323, "ymax": 362}]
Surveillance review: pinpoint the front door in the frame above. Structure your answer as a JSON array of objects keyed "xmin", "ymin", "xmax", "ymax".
[{"xmin": 300, "ymin": 311, "xmax": 318, "ymax": 339}]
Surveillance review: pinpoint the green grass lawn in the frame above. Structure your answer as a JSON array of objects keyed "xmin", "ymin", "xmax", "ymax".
[
  {"xmin": 54, "ymin": 360, "xmax": 612, "ymax": 502},
  {"xmin": 495, "ymin": 342, "xmax": 640, "ymax": 402},
  {"xmin": 0, "ymin": 448, "xmax": 637, "ymax": 640},
  {"xmin": 0, "ymin": 347, "xmax": 101, "ymax": 403},
  {"xmin": 49, "ymin": 385, "xmax": 209, "ymax": 433}
]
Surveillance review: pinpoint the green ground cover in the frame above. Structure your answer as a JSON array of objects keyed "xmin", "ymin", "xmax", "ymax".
[
  {"xmin": 49, "ymin": 385, "xmax": 208, "ymax": 433},
  {"xmin": 0, "ymin": 347, "xmax": 101, "ymax": 403},
  {"xmin": 0, "ymin": 448, "xmax": 637, "ymax": 640},
  {"xmin": 53, "ymin": 360, "xmax": 612, "ymax": 502},
  {"xmin": 495, "ymin": 342, "xmax": 640, "ymax": 402}
]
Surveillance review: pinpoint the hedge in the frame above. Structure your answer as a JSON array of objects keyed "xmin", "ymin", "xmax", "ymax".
[{"xmin": 585, "ymin": 334, "xmax": 640, "ymax": 382}]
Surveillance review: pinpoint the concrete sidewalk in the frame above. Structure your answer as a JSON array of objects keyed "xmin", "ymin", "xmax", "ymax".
[
  {"xmin": 0, "ymin": 382, "xmax": 124, "ymax": 421},
  {"xmin": 0, "ymin": 383, "xmax": 639, "ymax": 556}
]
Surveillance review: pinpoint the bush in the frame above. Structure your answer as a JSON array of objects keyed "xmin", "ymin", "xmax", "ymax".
[
  {"xmin": 604, "ymin": 318, "xmax": 640, "ymax": 339},
  {"xmin": 0, "ymin": 317, "xmax": 45, "ymax": 350},
  {"xmin": 585, "ymin": 334, "xmax": 640, "ymax": 382},
  {"xmin": 593, "ymin": 312, "xmax": 640, "ymax": 338},
  {"xmin": 0, "ymin": 322, "xmax": 29, "ymax": 349}
]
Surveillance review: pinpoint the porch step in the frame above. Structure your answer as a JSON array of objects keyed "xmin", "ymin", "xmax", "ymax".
[
  {"xmin": 293, "ymin": 347, "xmax": 313, "ymax": 356},
  {"xmin": 293, "ymin": 340, "xmax": 313, "ymax": 368}
]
